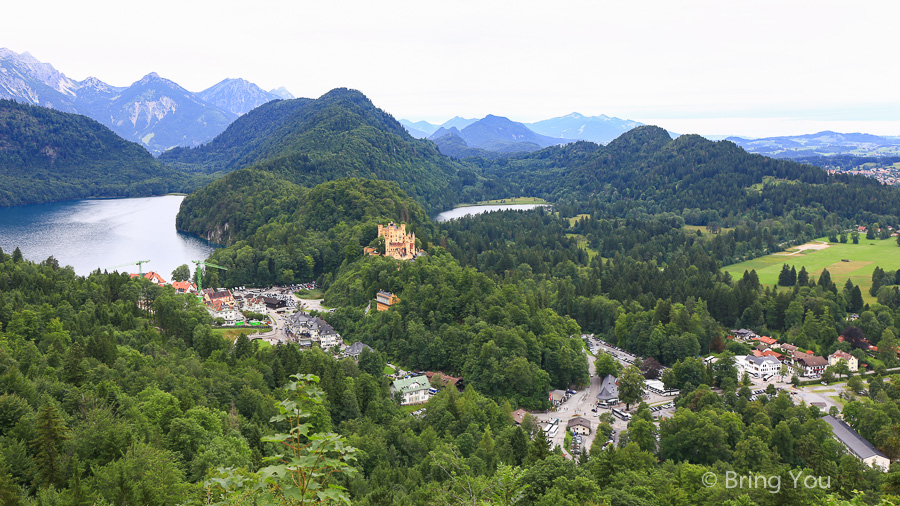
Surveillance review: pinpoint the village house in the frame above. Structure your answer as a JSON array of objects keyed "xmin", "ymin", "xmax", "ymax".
[
  {"xmin": 739, "ymin": 354, "xmax": 781, "ymax": 378},
  {"xmin": 207, "ymin": 301, "xmax": 241, "ymax": 325},
  {"xmin": 376, "ymin": 290, "xmax": 400, "ymax": 311},
  {"xmin": 752, "ymin": 335, "xmax": 778, "ymax": 346},
  {"xmin": 242, "ymin": 296, "xmax": 268, "ymax": 315},
  {"xmin": 203, "ymin": 288, "xmax": 235, "ymax": 308},
  {"xmin": 286, "ymin": 312, "xmax": 343, "ymax": 349},
  {"xmin": 391, "ymin": 376, "xmax": 431, "ymax": 405},
  {"xmin": 511, "ymin": 408, "xmax": 528, "ymax": 425},
  {"xmin": 731, "ymin": 328, "xmax": 759, "ymax": 341},
  {"xmin": 823, "ymin": 415, "xmax": 891, "ymax": 472},
  {"xmin": 345, "ymin": 341, "xmax": 374, "ymax": 359},
  {"xmin": 567, "ymin": 417, "xmax": 592, "ymax": 435},
  {"xmin": 596, "ymin": 375, "xmax": 619, "ymax": 404},
  {"xmin": 171, "ymin": 281, "xmax": 196, "ymax": 294},
  {"xmin": 425, "ymin": 371, "xmax": 463, "ymax": 390},
  {"xmin": 131, "ymin": 271, "xmax": 167, "ymax": 286},
  {"xmin": 793, "ymin": 352, "xmax": 828, "ymax": 377},
  {"xmin": 828, "ymin": 350, "xmax": 859, "ymax": 372}
]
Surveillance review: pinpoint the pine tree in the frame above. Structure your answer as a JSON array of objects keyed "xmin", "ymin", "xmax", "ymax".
[
  {"xmin": 62, "ymin": 340, "xmax": 86, "ymax": 385},
  {"xmin": 0, "ymin": 463, "xmax": 24, "ymax": 506},
  {"xmin": 850, "ymin": 286, "xmax": 864, "ymax": 313},
  {"xmin": 797, "ymin": 266, "xmax": 809, "ymax": 286},
  {"xmin": 778, "ymin": 264, "xmax": 792, "ymax": 286},
  {"xmin": 788, "ymin": 266, "xmax": 797, "ymax": 286},
  {"xmin": 32, "ymin": 403, "xmax": 69, "ymax": 489}
]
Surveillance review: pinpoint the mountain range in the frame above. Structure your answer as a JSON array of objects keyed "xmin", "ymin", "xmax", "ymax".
[
  {"xmin": 726, "ymin": 131, "xmax": 900, "ymax": 158},
  {"xmin": 401, "ymin": 112, "xmax": 643, "ymax": 148},
  {"xmin": 0, "ymin": 48, "xmax": 293, "ymax": 155}
]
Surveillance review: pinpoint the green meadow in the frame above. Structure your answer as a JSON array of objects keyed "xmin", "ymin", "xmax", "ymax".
[{"xmin": 723, "ymin": 237, "xmax": 900, "ymax": 302}]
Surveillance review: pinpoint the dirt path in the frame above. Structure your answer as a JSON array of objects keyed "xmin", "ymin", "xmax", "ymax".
[{"xmin": 775, "ymin": 241, "xmax": 830, "ymax": 256}]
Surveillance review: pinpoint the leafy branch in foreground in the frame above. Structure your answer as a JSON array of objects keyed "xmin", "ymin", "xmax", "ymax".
[{"xmin": 204, "ymin": 374, "xmax": 357, "ymax": 505}]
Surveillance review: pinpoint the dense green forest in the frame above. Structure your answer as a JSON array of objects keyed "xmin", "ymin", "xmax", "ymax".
[
  {"xmin": 0, "ymin": 250, "xmax": 898, "ymax": 505},
  {"xmin": 0, "ymin": 100, "xmax": 195, "ymax": 206}
]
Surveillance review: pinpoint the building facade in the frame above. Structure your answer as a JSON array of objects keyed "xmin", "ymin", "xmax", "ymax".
[
  {"xmin": 828, "ymin": 350, "xmax": 859, "ymax": 372},
  {"xmin": 378, "ymin": 222, "xmax": 417, "ymax": 260},
  {"xmin": 391, "ymin": 376, "xmax": 431, "ymax": 405}
]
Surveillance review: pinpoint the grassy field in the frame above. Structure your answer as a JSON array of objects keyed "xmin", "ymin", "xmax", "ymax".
[
  {"xmin": 459, "ymin": 197, "xmax": 548, "ymax": 207},
  {"xmin": 723, "ymin": 237, "xmax": 898, "ymax": 301},
  {"xmin": 212, "ymin": 327, "xmax": 271, "ymax": 342},
  {"xmin": 566, "ymin": 233, "xmax": 599, "ymax": 259},
  {"xmin": 683, "ymin": 224, "xmax": 734, "ymax": 236},
  {"xmin": 295, "ymin": 288, "xmax": 325, "ymax": 299}
]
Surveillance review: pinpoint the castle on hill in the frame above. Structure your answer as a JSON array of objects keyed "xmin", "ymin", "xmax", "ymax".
[{"xmin": 365, "ymin": 222, "xmax": 418, "ymax": 260}]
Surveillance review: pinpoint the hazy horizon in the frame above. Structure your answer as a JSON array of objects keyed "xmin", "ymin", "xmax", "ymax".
[{"xmin": 4, "ymin": 0, "xmax": 900, "ymax": 139}]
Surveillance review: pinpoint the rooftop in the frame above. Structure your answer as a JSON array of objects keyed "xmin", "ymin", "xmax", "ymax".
[
  {"xmin": 392, "ymin": 376, "xmax": 430, "ymax": 393},
  {"xmin": 822, "ymin": 415, "xmax": 888, "ymax": 461}
]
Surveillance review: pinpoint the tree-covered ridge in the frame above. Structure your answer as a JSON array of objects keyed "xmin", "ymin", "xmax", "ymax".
[
  {"xmin": 324, "ymin": 251, "xmax": 588, "ymax": 409},
  {"xmin": 490, "ymin": 126, "xmax": 900, "ymax": 227},
  {"xmin": 161, "ymin": 88, "xmax": 487, "ymax": 213},
  {"xmin": 182, "ymin": 177, "xmax": 434, "ymax": 286},
  {"xmin": 0, "ymin": 99, "xmax": 190, "ymax": 206}
]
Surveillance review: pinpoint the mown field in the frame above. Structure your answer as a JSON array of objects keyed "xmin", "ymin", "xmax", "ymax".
[{"xmin": 723, "ymin": 236, "xmax": 899, "ymax": 302}]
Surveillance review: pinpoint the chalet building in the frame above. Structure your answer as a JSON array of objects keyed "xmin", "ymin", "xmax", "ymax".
[
  {"xmin": 207, "ymin": 301, "xmax": 240, "ymax": 325},
  {"xmin": 131, "ymin": 271, "xmax": 167, "ymax": 286},
  {"xmin": 567, "ymin": 417, "xmax": 592, "ymax": 435},
  {"xmin": 262, "ymin": 296, "xmax": 286, "ymax": 310},
  {"xmin": 828, "ymin": 350, "xmax": 859, "ymax": 372},
  {"xmin": 425, "ymin": 371, "xmax": 463, "ymax": 390},
  {"xmin": 203, "ymin": 288, "xmax": 235, "ymax": 308},
  {"xmin": 378, "ymin": 222, "xmax": 417, "ymax": 260},
  {"xmin": 596, "ymin": 375, "xmax": 619, "ymax": 404},
  {"xmin": 376, "ymin": 290, "xmax": 400, "ymax": 311},
  {"xmin": 242, "ymin": 297, "xmax": 268, "ymax": 314},
  {"xmin": 823, "ymin": 416, "xmax": 891, "ymax": 472},
  {"xmin": 286, "ymin": 312, "xmax": 342, "ymax": 349},
  {"xmin": 391, "ymin": 376, "xmax": 430, "ymax": 405},
  {"xmin": 171, "ymin": 281, "xmax": 196, "ymax": 294},
  {"xmin": 793, "ymin": 352, "xmax": 828, "ymax": 376},
  {"xmin": 512, "ymin": 408, "xmax": 528, "ymax": 425},
  {"xmin": 345, "ymin": 341, "xmax": 374, "ymax": 359},
  {"xmin": 780, "ymin": 343, "xmax": 800, "ymax": 354}
]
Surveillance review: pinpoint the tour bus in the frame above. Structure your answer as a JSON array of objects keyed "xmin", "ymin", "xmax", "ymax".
[{"xmin": 612, "ymin": 408, "xmax": 631, "ymax": 421}]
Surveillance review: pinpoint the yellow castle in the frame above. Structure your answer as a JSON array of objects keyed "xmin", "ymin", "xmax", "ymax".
[{"xmin": 378, "ymin": 222, "xmax": 417, "ymax": 260}]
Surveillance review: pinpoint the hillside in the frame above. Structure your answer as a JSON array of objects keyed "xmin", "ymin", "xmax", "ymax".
[
  {"xmin": 0, "ymin": 99, "xmax": 189, "ymax": 206},
  {"xmin": 728, "ymin": 130, "xmax": 900, "ymax": 158},
  {"xmin": 489, "ymin": 126, "xmax": 900, "ymax": 225},
  {"xmin": 179, "ymin": 176, "xmax": 434, "ymax": 285},
  {"xmin": 162, "ymin": 88, "xmax": 478, "ymax": 212}
]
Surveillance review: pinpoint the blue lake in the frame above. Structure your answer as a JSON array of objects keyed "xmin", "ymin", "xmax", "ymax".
[
  {"xmin": 0, "ymin": 195, "xmax": 217, "ymax": 278},
  {"xmin": 434, "ymin": 203, "xmax": 549, "ymax": 222}
]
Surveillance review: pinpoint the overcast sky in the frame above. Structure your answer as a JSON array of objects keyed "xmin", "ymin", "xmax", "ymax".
[{"xmin": 4, "ymin": 0, "xmax": 899, "ymax": 137}]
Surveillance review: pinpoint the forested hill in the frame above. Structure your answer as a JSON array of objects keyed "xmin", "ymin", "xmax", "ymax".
[
  {"xmin": 178, "ymin": 176, "xmax": 434, "ymax": 285},
  {"xmin": 160, "ymin": 88, "xmax": 483, "ymax": 212},
  {"xmin": 0, "ymin": 100, "xmax": 189, "ymax": 206},
  {"xmin": 490, "ymin": 125, "xmax": 900, "ymax": 225}
]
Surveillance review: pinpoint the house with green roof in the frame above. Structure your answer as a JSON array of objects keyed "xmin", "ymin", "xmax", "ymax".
[{"xmin": 391, "ymin": 376, "xmax": 431, "ymax": 405}]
